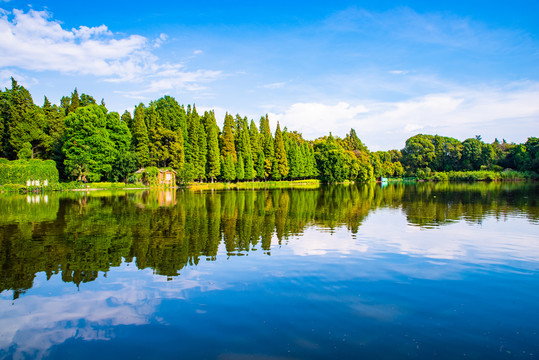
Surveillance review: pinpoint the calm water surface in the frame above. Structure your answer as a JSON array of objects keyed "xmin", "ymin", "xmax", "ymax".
[{"xmin": 0, "ymin": 183, "xmax": 538, "ymax": 359}]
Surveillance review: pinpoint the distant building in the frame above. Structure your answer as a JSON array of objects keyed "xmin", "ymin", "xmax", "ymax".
[{"xmin": 134, "ymin": 168, "xmax": 177, "ymax": 186}]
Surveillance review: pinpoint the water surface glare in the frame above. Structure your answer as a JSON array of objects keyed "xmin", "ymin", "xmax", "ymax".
[{"xmin": 0, "ymin": 183, "xmax": 538, "ymax": 359}]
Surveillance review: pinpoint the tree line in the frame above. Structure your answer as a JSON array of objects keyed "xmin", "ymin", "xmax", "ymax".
[{"xmin": 0, "ymin": 78, "xmax": 537, "ymax": 183}]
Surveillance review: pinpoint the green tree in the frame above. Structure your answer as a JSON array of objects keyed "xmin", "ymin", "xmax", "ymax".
[
  {"xmin": 67, "ymin": 88, "xmax": 80, "ymax": 115},
  {"xmin": 204, "ymin": 111, "xmax": 221, "ymax": 182},
  {"xmin": 221, "ymin": 113, "xmax": 236, "ymax": 161},
  {"xmin": 461, "ymin": 138, "xmax": 484, "ymax": 170},
  {"xmin": 17, "ymin": 142, "xmax": 33, "ymax": 160},
  {"xmin": 236, "ymin": 152, "xmax": 245, "ymax": 180},
  {"xmin": 259, "ymin": 115, "xmax": 274, "ymax": 178},
  {"xmin": 273, "ymin": 122, "xmax": 289, "ymax": 179},
  {"xmin": 132, "ymin": 104, "xmax": 150, "ymax": 168},
  {"xmin": 62, "ymin": 105, "xmax": 116, "ymax": 181},
  {"xmin": 121, "ymin": 110, "xmax": 133, "ymax": 130},
  {"xmin": 222, "ymin": 154, "xmax": 236, "ymax": 182},
  {"xmin": 401, "ymin": 134, "xmax": 436, "ymax": 174}
]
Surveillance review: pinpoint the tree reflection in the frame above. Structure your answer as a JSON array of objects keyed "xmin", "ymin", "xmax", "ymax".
[{"xmin": 1, "ymin": 182, "xmax": 537, "ymax": 298}]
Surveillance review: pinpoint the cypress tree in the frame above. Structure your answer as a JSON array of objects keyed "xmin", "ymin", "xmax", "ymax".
[
  {"xmin": 222, "ymin": 154, "xmax": 236, "ymax": 182},
  {"xmin": 170, "ymin": 127, "xmax": 185, "ymax": 172},
  {"xmin": 121, "ymin": 110, "xmax": 133, "ymax": 130},
  {"xmin": 132, "ymin": 104, "xmax": 150, "ymax": 168},
  {"xmin": 259, "ymin": 115, "xmax": 274, "ymax": 178},
  {"xmin": 288, "ymin": 141, "xmax": 299, "ymax": 179},
  {"xmin": 67, "ymin": 88, "xmax": 80, "ymax": 114},
  {"xmin": 249, "ymin": 119, "xmax": 261, "ymax": 168},
  {"xmin": 205, "ymin": 111, "xmax": 221, "ymax": 182},
  {"xmin": 145, "ymin": 105, "xmax": 162, "ymax": 166},
  {"xmin": 256, "ymin": 150, "xmax": 265, "ymax": 179},
  {"xmin": 236, "ymin": 152, "xmax": 245, "ymax": 180},
  {"xmin": 193, "ymin": 106, "xmax": 207, "ymax": 181},
  {"xmin": 274, "ymin": 122, "xmax": 289, "ymax": 179},
  {"xmin": 221, "ymin": 113, "xmax": 236, "ymax": 161},
  {"xmin": 244, "ymin": 150, "xmax": 255, "ymax": 180}
]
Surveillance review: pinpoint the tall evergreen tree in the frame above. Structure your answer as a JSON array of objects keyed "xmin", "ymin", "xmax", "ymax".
[
  {"xmin": 222, "ymin": 154, "xmax": 236, "ymax": 182},
  {"xmin": 195, "ymin": 107, "xmax": 207, "ymax": 181},
  {"xmin": 205, "ymin": 111, "xmax": 221, "ymax": 181},
  {"xmin": 236, "ymin": 152, "xmax": 245, "ymax": 180},
  {"xmin": 259, "ymin": 115, "xmax": 274, "ymax": 178},
  {"xmin": 274, "ymin": 122, "xmax": 289, "ymax": 179},
  {"xmin": 249, "ymin": 119, "xmax": 261, "ymax": 164},
  {"xmin": 145, "ymin": 105, "xmax": 162, "ymax": 166},
  {"xmin": 221, "ymin": 113, "xmax": 237, "ymax": 161},
  {"xmin": 67, "ymin": 88, "xmax": 80, "ymax": 115},
  {"xmin": 121, "ymin": 110, "xmax": 133, "ymax": 130},
  {"xmin": 132, "ymin": 104, "xmax": 150, "ymax": 168}
]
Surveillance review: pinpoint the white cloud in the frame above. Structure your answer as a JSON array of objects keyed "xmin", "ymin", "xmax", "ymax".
[
  {"xmin": 0, "ymin": 265, "xmax": 225, "ymax": 359},
  {"xmin": 153, "ymin": 32, "xmax": 168, "ymax": 48},
  {"xmin": 388, "ymin": 70, "xmax": 408, "ymax": 75},
  {"xmin": 260, "ymin": 81, "xmax": 286, "ymax": 89},
  {"xmin": 268, "ymin": 101, "xmax": 368, "ymax": 139},
  {"xmin": 267, "ymin": 81, "xmax": 539, "ymax": 150},
  {"xmin": 0, "ymin": 8, "xmax": 222, "ymax": 93},
  {"xmin": 0, "ymin": 68, "xmax": 37, "ymax": 88}
]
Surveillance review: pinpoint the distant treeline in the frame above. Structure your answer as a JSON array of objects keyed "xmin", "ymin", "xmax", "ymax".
[{"xmin": 0, "ymin": 78, "xmax": 537, "ymax": 183}]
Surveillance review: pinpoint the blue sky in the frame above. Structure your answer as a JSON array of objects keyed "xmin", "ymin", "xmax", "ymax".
[{"xmin": 0, "ymin": 0, "xmax": 538, "ymax": 150}]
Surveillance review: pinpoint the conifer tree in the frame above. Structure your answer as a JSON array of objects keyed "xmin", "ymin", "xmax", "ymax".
[
  {"xmin": 67, "ymin": 88, "xmax": 80, "ymax": 114},
  {"xmin": 6, "ymin": 80, "xmax": 49, "ymax": 159},
  {"xmin": 145, "ymin": 105, "xmax": 162, "ymax": 166},
  {"xmin": 195, "ymin": 107, "xmax": 207, "ymax": 181},
  {"xmin": 221, "ymin": 113, "xmax": 236, "ymax": 161},
  {"xmin": 259, "ymin": 115, "xmax": 274, "ymax": 178},
  {"xmin": 249, "ymin": 119, "xmax": 261, "ymax": 168},
  {"xmin": 234, "ymin": 115, "xmax": 255, "ymax": 181},
  {"xmin": 121, "ymin": 110, "xmax": 133, "ymax": 130},
  {"xmin": 256, "ymin": 150, "xmax": 265, "ymax": 179},
  {"xmin": 132, "ymin": 104, "xmax": 150, "ymax": 168},
  {"xmin": 205, "ymin": 111, "xmax": 221, "ymax": 181},
  {"xmin": 288, "ymin": 141, "xmax": 299, "ymax": 179},
  {"xmin": 169, "ymin": 127, "xmax": 185, "ymax": 172},
  {"xmin": 80, "ymin": 93, "xmax": 97, "ymax": 107},
  {"xmin": 274, "ymin": 122, "xmax": 289, "ymax": 179},
  {"xmin": 236, "ymin": 152, "xmax": 245, "ymax": 180},
  {"xmin": 222, "ymin": 154, "xmax": 236, "ymax": 182}
]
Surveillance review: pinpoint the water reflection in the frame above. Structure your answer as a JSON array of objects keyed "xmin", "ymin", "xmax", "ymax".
[{"xmin": 0, "ymin": 183, "xmax": 537, "ymax": 298}]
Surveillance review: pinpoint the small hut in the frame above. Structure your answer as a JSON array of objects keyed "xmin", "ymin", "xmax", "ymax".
[
  {"xmin": 157, "ymin": 169, "xmax": 176, "ymax": 186},
  {"xmin": 134, "ymin": 167, "xmax": 176, "ymax": 186}
]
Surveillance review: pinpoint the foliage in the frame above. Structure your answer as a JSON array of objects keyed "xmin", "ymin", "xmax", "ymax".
[
  {"xmin": 1, "ymin": 78, "xmax": 537, "ymax": 185},
  {"xmin": 0, "ymin": 159, "xmax": 59, "ymax": 185}
]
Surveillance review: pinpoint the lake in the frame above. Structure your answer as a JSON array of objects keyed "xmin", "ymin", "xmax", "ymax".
[{"xmin": 0, "ymin": 182, "xmax": 538, "ymax": 359}]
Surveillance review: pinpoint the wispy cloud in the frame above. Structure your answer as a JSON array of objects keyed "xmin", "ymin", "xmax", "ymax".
[
  {"xmin": 260, "ymin": 81, "xmax": 286, "ymax": 89},
  {"xmin": 323, "ymin": 7, "xmax": 535, "ymax": 53},
  {"xmin": 388, "ymin": 70, "xmax": 408, "ymax": 75},
  {"xmin": 0, "ymin": 8, "xmax": 222, "ymax": 94}
]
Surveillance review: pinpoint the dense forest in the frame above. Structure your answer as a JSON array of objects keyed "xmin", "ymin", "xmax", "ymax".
[{"xmin": 0, "ymin": 78, "xmax": 537, "ymax": 183}]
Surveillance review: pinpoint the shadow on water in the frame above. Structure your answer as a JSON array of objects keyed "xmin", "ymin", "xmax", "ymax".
[{"xmin": 1, "ymin": 182, "xmax": 537, "ymax": 298}]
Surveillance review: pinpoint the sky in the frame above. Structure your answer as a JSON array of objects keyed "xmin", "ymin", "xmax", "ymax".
[{"xmin": 0, "ymin": 0, "xmax": 538, "ymax": 150}]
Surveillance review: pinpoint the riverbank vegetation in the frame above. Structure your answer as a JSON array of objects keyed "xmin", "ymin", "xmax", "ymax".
[{"xmin": 0, "ymin": 78, "xmax": 537, "ymax": 190}]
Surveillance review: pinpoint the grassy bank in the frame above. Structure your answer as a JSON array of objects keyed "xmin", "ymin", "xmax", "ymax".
[
  {"xmin": 0, "ymin": 181, "xmax": 148, "ymax": 194},
  {"xmin": 188, "ymin": 179, "xmax": 321, "ymax": 191},
  {"xmin": 424, "ymin": 170, "xmax": 537, "ymax": 182}
]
